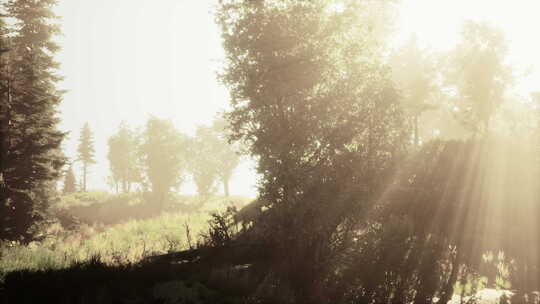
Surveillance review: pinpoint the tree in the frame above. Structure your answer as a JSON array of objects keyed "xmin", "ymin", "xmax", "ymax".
[
  {"xmin": 188, "ymin": 126, "xmax": 221, "ymax": 197},
  {"xmin": 0, "ymin": 0, "xmax": 66, "ymax": 242},
  {"xmin": 390, "ymin": 36, "xmax": 439, "ymax": 146},
  {"xmin": 139, "ymin": 117, "xmax": 187, "ymax": 208},
  {"xmin": 187, "ymin": 119, "xmax": 241, "ymax": 198},
  {"xmin": 77, "ymin": 122, "xmax": 95, "ymax": 192},
  {"xmin": 217, "ymin": 0, "xmax": 406, "ymax": 301},
  {"xmin": 107, "ymin": 121, "xmax": 140, "ymax": 193},
  {"xmin": 62, "ymin": 165, "xmax": 76, "ymax": 194},
  {"xmin": 445, "ymin": 21, "xmax": 512, "ymax": 136},
  {"xmin": 212, "ymin": 119, "xmax": 240, "ymax": 197}
]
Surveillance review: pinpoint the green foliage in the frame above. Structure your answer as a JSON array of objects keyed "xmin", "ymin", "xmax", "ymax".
[
  {"xmin": 107, "ymin": 121, "xmax": 140, "ymax": 193},
  {"xmin": 139, "ymin": 117, "xmax": 188, "ymax": 206},
  {"xmin": 57, "ymin": 191, "xmax": 112, "ymax": 208},
  {"xmin": 217, "ymin": 0, "xmax": 407, "ymax": 301},
  {"xmin": 0, "ymin": 0, "xmax": 66, "ymax": 242},
  {"xmin": 0, "ymin": 208, "xmax": 210, "ymax": 276},
  {"xmin": 188, "ymin": 119, "xmax": 241, "ymax": 197}
]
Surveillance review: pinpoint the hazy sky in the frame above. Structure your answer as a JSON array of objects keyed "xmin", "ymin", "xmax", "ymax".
[
  {"xmin": 54, "ymin": 0, "xmax": 259, "ymax": 196},
  {"xmin": 53, "ymin": 0, "xmax": 540, "ymax": 196},
  {"xmin": 395, "ymin": 0, "xmax": 540, "ymax": 94}
]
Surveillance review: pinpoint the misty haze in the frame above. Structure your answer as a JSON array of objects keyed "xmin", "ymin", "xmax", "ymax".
[{"xmin": 2, "ymin": 0, "xmax": 540, "ymax": 303}]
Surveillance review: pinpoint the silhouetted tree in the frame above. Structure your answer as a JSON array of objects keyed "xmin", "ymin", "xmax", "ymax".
[
  {"xmin": 107, "ymin": 121, "xmax": 140, "ymax": 193},
  {"xmin": 217, "ymin": 0, "xmax": 406, "ymax": 301},
  {"xmin": 0, "ymin": 0, "xmax": 65, "ymax": 242},
  {"xmin": 139, "ymin": 117, "xmax": 187, "ymax": 208},
  {"xmin": 77, "ymin": 122, "xmax": 95, "ymax": 192},
  {"xmin": 63, "ymin": 165, "xmax": 76, "ymax": 194}
]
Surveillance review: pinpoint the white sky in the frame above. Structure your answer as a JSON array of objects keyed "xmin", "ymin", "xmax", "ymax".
[
  {"xmin": 395, "ymin": 0, "xmax": 540, "ymax": 94},
  {"xmin": 54, "ymin": 0, "xmax": 258, "ymax": 197},
  {"xmin": 53, "ymin": 0, "xmax": 540, "ymax": 196}
]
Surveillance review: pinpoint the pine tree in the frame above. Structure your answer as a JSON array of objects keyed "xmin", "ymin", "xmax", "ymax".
[
  {"xmin": 63, "ymin": 165, "xmax": 76, "ymax": 194},
  {"xmin": 77, "ymin": 122, "xmax": 95, "ymax": 192},
  {"xmin": 0, "ymin": 0, "xmax": 66, "ymax": 242}
]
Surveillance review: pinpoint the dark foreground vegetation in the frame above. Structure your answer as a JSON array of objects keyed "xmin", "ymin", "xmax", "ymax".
[
  {"xmin": 2, "ymin": 256, "xmax": 249, "ymax": 304},
  {"xmin": 3, "ymin": 0, "xmax": 540, "ymax": 303}
]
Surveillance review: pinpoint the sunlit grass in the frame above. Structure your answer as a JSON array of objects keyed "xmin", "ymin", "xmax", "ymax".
[
  {"xmin": 0, "ymin": 212, "xmax": 206, "ymax": 277},
  {"xmin": 0, "ymin": 193, "xmax": 253, "ymax": 280}
]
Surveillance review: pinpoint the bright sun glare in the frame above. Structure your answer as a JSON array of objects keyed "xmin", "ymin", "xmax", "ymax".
[{"xmin": 396, "ymin": 0, "xmax": 540, "ymax": 95}]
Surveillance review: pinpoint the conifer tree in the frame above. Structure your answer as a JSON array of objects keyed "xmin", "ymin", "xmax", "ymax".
[
  {"xmin": 63, "ymin": 165, "xmax": 76, "ymax": 194},
  {"xmin": 0, "ymin": 0, "xmax": 66, "ymax": 242},
  {"xmin": 77, "ymin": 122, "xmax": 95, "ymax": 192}
]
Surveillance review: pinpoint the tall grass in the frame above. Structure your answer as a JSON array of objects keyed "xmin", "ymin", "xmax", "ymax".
[
  {"xmin": 0, "ymin": 192, "xmax": 253, "ymax": 280},
  {"xmin": 0, "ymin": 212, "xmax": 206, "ymax": 277}
]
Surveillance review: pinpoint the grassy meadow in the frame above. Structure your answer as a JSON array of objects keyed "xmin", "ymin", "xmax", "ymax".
[{"xmin": 0, "ymin": 191, "xmax": 252, "ymax": 280}]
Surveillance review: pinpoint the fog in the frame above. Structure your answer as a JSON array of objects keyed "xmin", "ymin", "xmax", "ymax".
[
  {"xmin": 4, "ymin": 0, "xmax": 540, "ymax": 302},
  {"xmin": 54, "ymin": 0, "xmax": 257, "ymax": 196},
  {"xmin": 53, "ymin": 0, "xmax": 540, "ymax": 196}
]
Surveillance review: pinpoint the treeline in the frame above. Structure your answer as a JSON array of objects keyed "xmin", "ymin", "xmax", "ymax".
[
  {"xmin": 211, "ymin": 1, "xmax": 540, "ymax": 303},
  {"xmin": 64, "ymin": 118, "xmax": 240, "ymax": 202}
]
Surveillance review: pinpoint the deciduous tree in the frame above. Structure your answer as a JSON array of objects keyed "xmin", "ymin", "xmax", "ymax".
[
  {"xmin": 217, "ymin": 0, "xmax": 406, "ymax": 300},
  {"xmin": 139, "ymin": 117, "xmax": 187, "ymax": 208},
  {"xmin": 188, "ymin": 125, "xmax": 221, "ymax": 197},
  {"xmin": 445, "ymin": 21, "xmax": 512, "ymax": 135},
  {"xmin": 390, "ymin": 37, "xmax": 439, "ymax": 146},
  {"xmin": 107, "ymin": 121, "xmax": 140, "ymax": 193}
]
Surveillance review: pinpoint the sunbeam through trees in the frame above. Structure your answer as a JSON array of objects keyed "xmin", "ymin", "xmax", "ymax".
[{"xmin": 2, "ymin": 0, "xmax": 540, "ymax": 303}]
